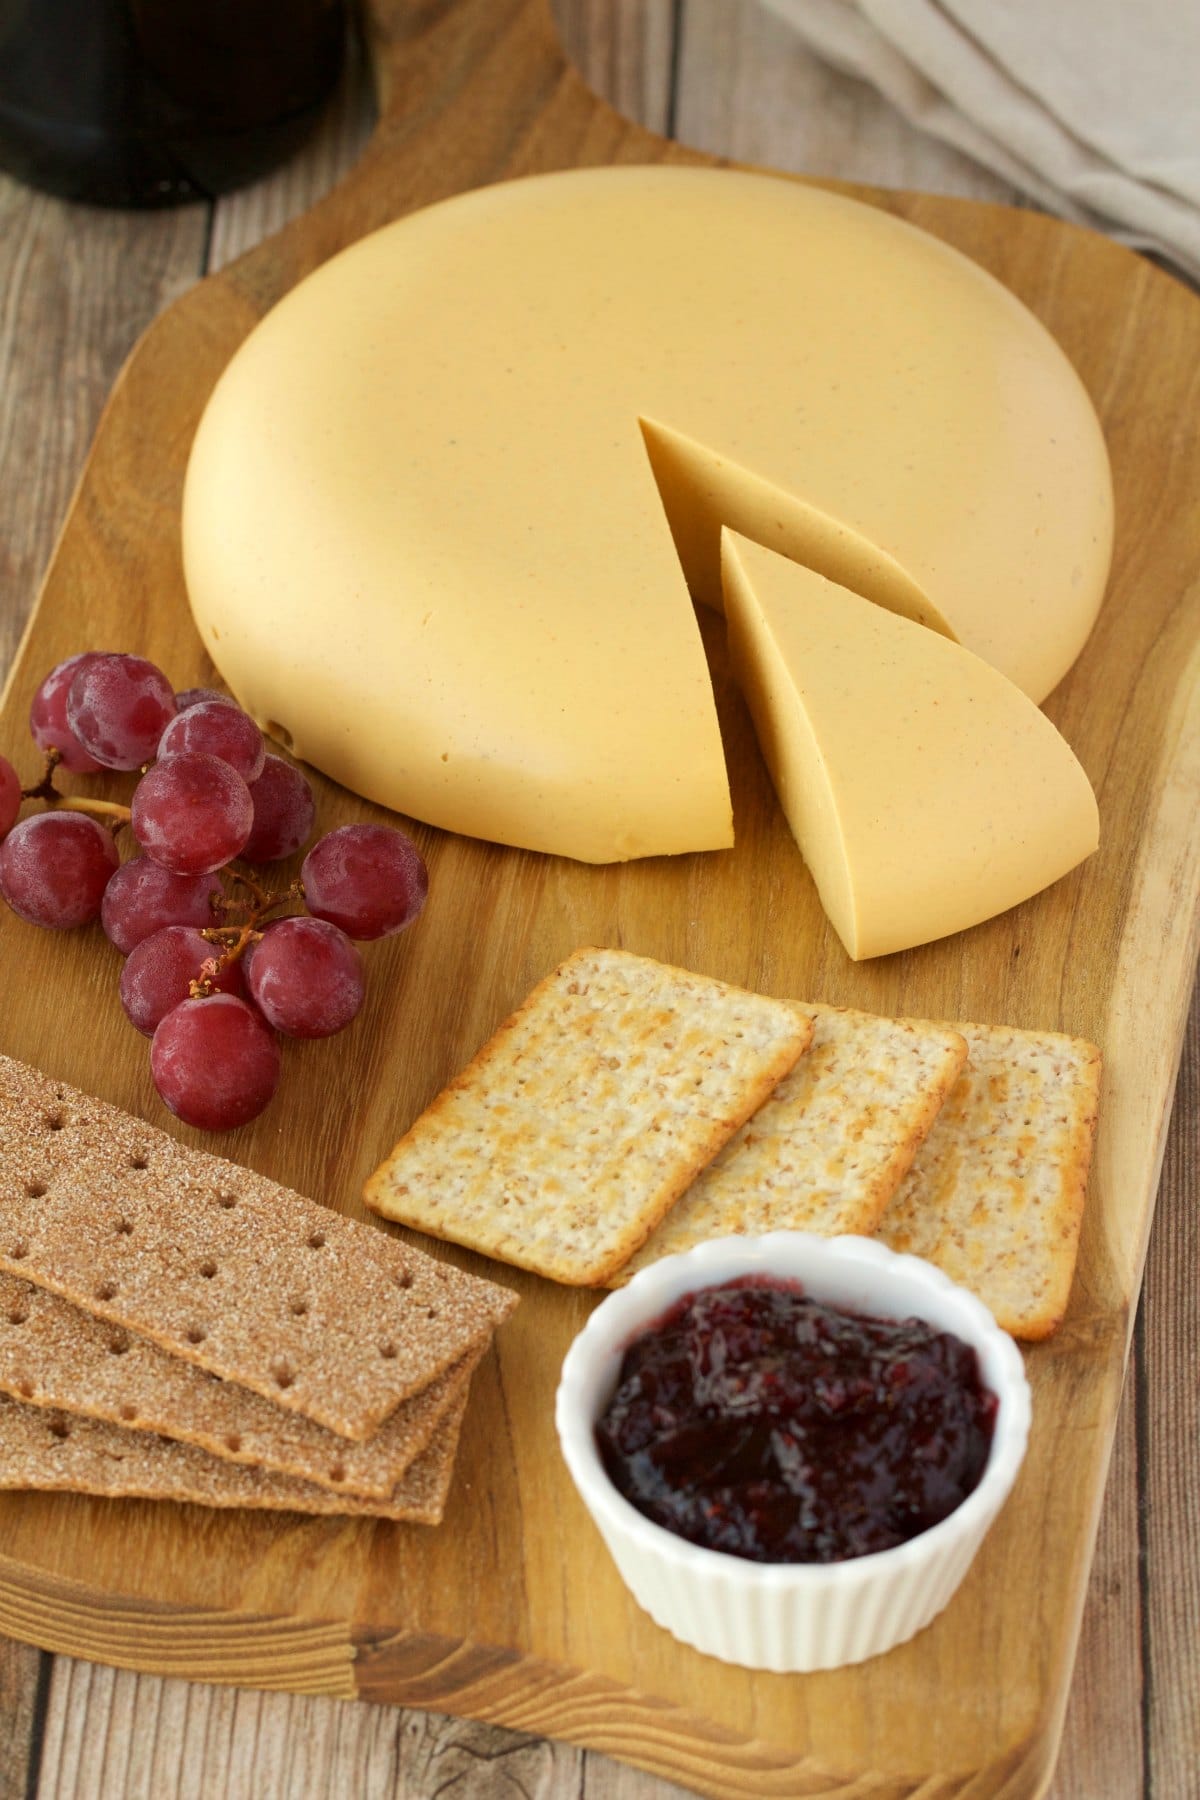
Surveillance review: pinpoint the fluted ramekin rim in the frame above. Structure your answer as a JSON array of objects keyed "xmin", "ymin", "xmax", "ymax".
[{"xmin": 556, "ymin": 1231, "xmax": 1031, "ymax": 1595}]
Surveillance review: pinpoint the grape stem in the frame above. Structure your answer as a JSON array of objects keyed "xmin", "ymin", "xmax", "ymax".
[
  {"xmin": 191, "ymin": 926, "xmax": 262, "ymax": 998},
  {"xmin": 217, "ymin": 866, "xmax": 304, "ymax": 929},
  {"xmin": 21, "ymin": 748, "xmax": 131, "ymax": 829},
  {"xmin": 58, "ymin": 796, "xmax": 132, "ymax": 823},
  {"xmin": 19, "ymin": 747, "xmax": 62, "ymax": 798},
  {"xmin": 191, "ymin": 874, "xmax": 304, "ymax": 997},
  {"xmin": 232, "ymin": 867, "xmax": 304, "ymax": 921},
  {"xmin": 226, "ymin": 863, "xmax": 277, "ymax": 911}
]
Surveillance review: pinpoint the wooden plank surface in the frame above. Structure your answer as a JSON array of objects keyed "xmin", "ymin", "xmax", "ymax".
[{"xmin": 0, "ymin": 1, "xmax": 1195, "ymax": 1794}]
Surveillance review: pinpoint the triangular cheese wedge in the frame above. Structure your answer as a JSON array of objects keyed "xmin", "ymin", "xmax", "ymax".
[{"xmin": 721, "ymin": 532, "xmax": 1099, "ymax": 957}]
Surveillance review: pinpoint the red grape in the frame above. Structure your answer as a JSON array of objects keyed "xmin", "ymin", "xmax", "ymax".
[
  {"xmin": 0, "ymin": 811, "xmax": 118, "ymax": 928},
  {"xmin": 151, "ymin": 993, "xmax": 280, "ymax": 1131},
  {"xmin": 0, "ymin": 755, "xmax": 19, "ymax": 839},
  {"xmin": 101, "ymin": 856, "xmax": 225, "ymax": 954},
  {"xmin": 67, "ymin": 652, "xmax": 176, "ymax": 770},
  {"xmin": 301, "ymin": 824, "xmax": 428, "ymax": 940},
  {"xmin": 241, "ymin": 754, "xmax": 316, "ymax": 863},
  {"xmin": 244, "ymin": 916, "xmax": 364, "ymax": 1038},
  {"xmin": 28, "ymin": 652, "xmax": 105, "ymax": 772},
  {"xmin": 131, "ymin": 753, "xmax": 253, "ymax": 874},
  {"xmin": 156, "ymin": 700, "xmax": 266, "ymax": 784},
  {"xmin": 120, "ymin": 924, "xmax": 244, "ymax": 1035},
  {"xmin": 175, "ymin": 686, "xmax": 236, "ymax": 712}
]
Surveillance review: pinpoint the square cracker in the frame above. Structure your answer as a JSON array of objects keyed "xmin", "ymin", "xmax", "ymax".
[
  {"xmin": 875, "ymin": 1021, "xmax": 1101, "ymax": 1340},
  {"xmin": 0, "ymin": 1386, "xmax": 470, "ymax": 1523},
  {"xmin": 0, "ymin": 1056, "xmax": 516, "ymax": 1441},
  {"xmin": 364, "ymin": 946, "xmax": 815, "ymax": 1285},
  {"xmin": 0, "ymin": 1271, "xmax": 477, "ymax": 1500},
  {"xmin": 614, "ymin": 1004, "xmax": 967, "ymax": 1281}
]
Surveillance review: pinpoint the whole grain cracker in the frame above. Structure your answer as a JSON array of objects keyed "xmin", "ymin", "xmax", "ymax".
[
  {"xmin": 0, "ymin": 1387, "xmax": 468, "ymax": 1522},
  {"xmin": 364, "ymin": 946, "xmax": 815, "ymax": 1285},
  {"xmin": 0, "ymin": 1271, "xmax": 476, "ymax": 1498},
  {"xmin": 875, "ymin": 1021, "xmax": 1101, "ymax": 1339},
  {"xmin": 0, "ymin": 1056, "xmax": 516, "ymax": 1440},
  {"xmin": 614, "ymin": 1004, "xmax": 967, "ymax": 1281}
]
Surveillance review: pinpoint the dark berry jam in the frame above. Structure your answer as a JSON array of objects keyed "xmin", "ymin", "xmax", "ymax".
[{"xmin": 595, "ymin": 1277, "xmax": 997, "ymax": 1564}]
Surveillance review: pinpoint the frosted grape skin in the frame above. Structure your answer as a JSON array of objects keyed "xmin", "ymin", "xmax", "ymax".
[
  {"xmin": 244, "ymin": 916, "xmax": 364, "ymax": 1038},
  {"xmin": 301, "ymin": 823, "xmax": 428, "ymax": 941},
  {"xmin": 0, "ymin": 755, "xmax": 20, "ymax": 838},
  {"xmin": 175, "ymin": 686, "xmax": 236, "ymax": 713},
  {"xmin": 29, "ymin": 653, "xmax": 105, "ymax": 772},
  {"xmin": 120, "ymin": 924, "xmax": 246, "ymax": 1036},
  {"xmin": 151, "ymin": 993, "xmax": 281, "ymax": 1131},
  {"xmin": 131, "ymin": 752, "xmax": 254, "ymax": 875},
  {"xmin": 242, "ymin": 754, "xmax": 317, "ymax": 864},
  {"xmin": 101, "ymin": 857, "xmax": 225, "ymax": 954},
  {"xmin": 157, "ymin": 700, "xmax": 266, "ymax": 785},
  {"xmin": 66, "ymin": 652, "xmax": 177, "ymax": 771},
  {"xmin": 0, "ymin": 811, "xmax": 119, "ymax": 929}
]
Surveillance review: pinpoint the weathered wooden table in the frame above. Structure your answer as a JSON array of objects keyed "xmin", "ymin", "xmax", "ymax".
[{"xmin": 0, "ymin": 4, "xmax": 1195, "ymax": 1795}]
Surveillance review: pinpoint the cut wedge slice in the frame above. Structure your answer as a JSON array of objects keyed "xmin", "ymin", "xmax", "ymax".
[{"xmin": 721, "ymin": 533, "xmax": 1100, "ymax": 958}]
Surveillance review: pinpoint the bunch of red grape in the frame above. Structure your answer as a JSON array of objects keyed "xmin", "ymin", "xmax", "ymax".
[{"xmin": 0, "ymin": 652, "xmax": 428, "ymax": 1132}]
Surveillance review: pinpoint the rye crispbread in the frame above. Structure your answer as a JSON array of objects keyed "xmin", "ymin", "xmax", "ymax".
[
  {"xmin": 363, "ymin": 946, "xmax": 815, "ymax": 1285},
  {"xmin": 0, "ymin": 1056, "xmax": 516, "ymax": 1440},
  {"xmin": 875, "ymin": 1021, "xmax": 1102, "ymax": 1339},
  {"xmin": 0, "ymin": 1386, "xmax": 468, "ymax": 1522},
  {"xmin": 0, "ymin": 1270, "xmax": 475, "ymax": 1498},
  {"xmin": 614, "ymin": 1004, "xmax": 967, "ymax": 1281}
]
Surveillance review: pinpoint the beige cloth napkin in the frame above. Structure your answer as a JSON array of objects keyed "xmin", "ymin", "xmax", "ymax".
[{"xmin": 762, "ymin": 0, "xmax": 1200, "ymax": 281}]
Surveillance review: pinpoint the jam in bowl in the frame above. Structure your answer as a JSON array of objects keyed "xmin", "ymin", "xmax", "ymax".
[
  {"xmin": 556, "ymin": 1232, "xmax": 1031, "ymax": 1672},
  {"xmin": 596, "ymin": 1277, "xmax": 998, "ymax": 1565}
]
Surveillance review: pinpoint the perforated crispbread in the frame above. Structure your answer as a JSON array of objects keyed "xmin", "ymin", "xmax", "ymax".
[
  {"xmin": 0, "ymin": 1271, "xmax": 475, "ymax": 1499},
  {"xmin": 0, "ymin": 1056, "xmax": 516, "ymax": 1440},
  {"xmin": 614, "ymin": 1004, "xmax": 967, "ymax": 1281},
  {"xmin": 875, "ymin": 1021, "xmax": 1101, "ymax": 1339},
  {"xmin": 363, "ymin": 946, "xmax": 815, "ymax": 1285},
  {"xmin": 0, "ymin": 1387, "xmax": 468, "ymax": 1522}
]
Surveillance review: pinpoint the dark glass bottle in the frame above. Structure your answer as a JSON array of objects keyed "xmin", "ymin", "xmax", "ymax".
[{"xmin": 0, "ymin": 0, "xmax": 347, "ymax": 207}]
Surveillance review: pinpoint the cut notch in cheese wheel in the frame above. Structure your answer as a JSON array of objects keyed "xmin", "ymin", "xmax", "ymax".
[
  {"xmin": 182, "ymin": 165, "xmax": 1112, "ymax": 863},
  {"xmin": 721, "ymin": 532, "xmax": 1100, "ymax": 959},
  {"xmin": 638, "ymin": 415, "xmax": 956, "ymax": 642}
]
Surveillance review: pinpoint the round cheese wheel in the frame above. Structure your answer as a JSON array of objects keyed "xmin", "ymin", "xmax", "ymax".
[{"xmin": 182, "ymin": 166, "xmax": 1112, "ymax": 863}]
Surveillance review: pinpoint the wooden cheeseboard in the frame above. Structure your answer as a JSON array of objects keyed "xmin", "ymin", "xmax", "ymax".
[{"xmin": 0, "ymin": 0, "xmax": 1198, "ymax": 1794}]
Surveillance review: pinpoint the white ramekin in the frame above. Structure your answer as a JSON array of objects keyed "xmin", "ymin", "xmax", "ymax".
[{"xmin": 555, "ymin": 1232, "xmax": 1031, "ymax": 1672}]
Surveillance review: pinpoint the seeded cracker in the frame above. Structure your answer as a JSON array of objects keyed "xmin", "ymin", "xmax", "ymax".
[
  {"xmin": 363, "ymin": 947, "xmax": 815, "ymax": 1285},
  {"xmin": 0, "ymin": 1271, "xmax": 477, "ymax": 1498},
  {"xmin": 0, "ymin": 1387, "xmax": 469, "ymax": 1523},
  {"xmin": 0, "ymin": 1056, "xmax": 516, "ymax": 1441},
  {"xmin": 614, "ymin": 1004, "xmax": 967, "ymax": 1281},
  {"xmin": 875, "ymin": 1021, "xmax": 1101, "ymax": 1339}
]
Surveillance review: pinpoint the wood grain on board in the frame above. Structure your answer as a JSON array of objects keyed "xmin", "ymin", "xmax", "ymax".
[{"xmin": 0, "ymin": 1, "xmax": 1196, "ymax": 1795}]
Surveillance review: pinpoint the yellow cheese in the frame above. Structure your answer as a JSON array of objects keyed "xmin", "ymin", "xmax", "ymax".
[
  {"xmin": 182, "ymin": 165, "xmax": 1112, "ymax": 863},
  {"xmin": 721, "ymin": 532, "xmax": 1100, "ymax": 958}
]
